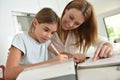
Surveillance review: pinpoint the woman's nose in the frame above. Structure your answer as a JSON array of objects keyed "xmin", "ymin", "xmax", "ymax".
[{"xmin": 69, "ymin": 21, "xmax": 74, "ymax": 27}]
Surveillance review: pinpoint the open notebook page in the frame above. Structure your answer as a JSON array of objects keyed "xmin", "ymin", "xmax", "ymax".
[{"xmin": 78, "ymin": 53, "xmax": 120, "ymax": 68}]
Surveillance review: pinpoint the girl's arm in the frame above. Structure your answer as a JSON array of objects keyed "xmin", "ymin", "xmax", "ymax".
[
  {"xmin": 48, "ymin": 43, "xmax": 85, "ymax": 63},
  {"xmin": 5, "ymin": 46, "xmax": 68, "ymax": 80},
  {"xmin": 48, "ymin": 43, "xmax": 73, "ymax": 58},
  {"xmin": 61, "ymin": 52, "xmax": 85, "ymax": 63},
  {"xmin": 48, "ymin": 43, "xmax": 63, "ymax": 56}
]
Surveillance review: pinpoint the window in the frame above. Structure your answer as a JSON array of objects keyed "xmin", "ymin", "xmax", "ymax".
[
  {"xmin": 104, "ymin": 13, "xmax": 120, "ymax": 43},
  {"xmin": 12, "ymin": 11, "xmax": 35, "ymax": 33}
]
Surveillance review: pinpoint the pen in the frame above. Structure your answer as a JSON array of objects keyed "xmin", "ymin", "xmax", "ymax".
[
  {"xmin": 51, "ymin": 43, "xmax": 60, "ymax": 55},
  {"xmin": 86, "ymin": 57, "xmax": 90, "ymax": 59}
]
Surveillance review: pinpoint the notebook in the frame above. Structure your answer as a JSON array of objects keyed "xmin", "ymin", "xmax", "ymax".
[
  {"xmin": 17, "ymin": 59, "xmax": 77, "ymax": 80},
  {"xmin": 78, "ymin": 53, "xmax": 120, "ymax": 69}
]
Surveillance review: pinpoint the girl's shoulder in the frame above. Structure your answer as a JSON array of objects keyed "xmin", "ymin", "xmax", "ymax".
[
  {"xmin": 12, "ymin": 33, "xmax": 29, "ymax": 43},
  {"xmin": 14, "ymin": 33, "xmax": 28, "ymax": 39}
]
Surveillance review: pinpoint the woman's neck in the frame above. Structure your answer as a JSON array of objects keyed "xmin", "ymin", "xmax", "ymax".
[
  {"xmin": 57, "ymin": 26, "xmax": 69, "ymax": 44},
  {"xmin": 64, "ymin": 31, "xmax": 69, "ymax": 40},
  {"xmin": 62, "ymin": 30, "xmax": 69, "ymax": 44}
]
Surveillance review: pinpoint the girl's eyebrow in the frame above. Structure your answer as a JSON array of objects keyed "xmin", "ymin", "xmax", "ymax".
[
  {"xmin": 44, "ymin": 26, "xmax": 50, "ymax": 30},
  {"xmin": 44, "ymin": 26, "xmax": 57, "ymax": 32}
]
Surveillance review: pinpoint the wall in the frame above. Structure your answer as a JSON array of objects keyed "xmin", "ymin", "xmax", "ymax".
[
  {"xmin": 0, "ymin": 0, "xmax": 71, "ymax": 66},
  {"xmin": 0, "ymin": 0, "xmax": 39, "ymax": 65},
  {"xmin": 0, "ymin": 0, "xmax": 120, "ymax": 65}
]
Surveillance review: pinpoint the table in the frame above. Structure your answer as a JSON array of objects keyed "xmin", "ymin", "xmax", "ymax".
[
  {"xmin": 77, "ymin": 65, "xmax": 120, "ymax": 80},
  {"xmin": 16, "ymin": 58, "xmax": 120, "ymax": 80},
  {"xmin": 16, "ymin": 59, "xmax": 77, "ymax": 80}
]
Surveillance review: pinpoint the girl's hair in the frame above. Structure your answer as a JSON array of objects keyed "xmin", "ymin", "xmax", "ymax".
[
  {"xmin": 58, "ymin": 0, "xmax": 98, "ymax": 53},
  {"xmin": 29, "ymin": 8, "xmax": 60, "ymax": 33}
]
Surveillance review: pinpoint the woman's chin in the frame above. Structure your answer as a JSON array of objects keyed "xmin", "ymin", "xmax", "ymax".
[{"xmin": 62, "ymin": 27, "xmax": 69, "ymax": 30}]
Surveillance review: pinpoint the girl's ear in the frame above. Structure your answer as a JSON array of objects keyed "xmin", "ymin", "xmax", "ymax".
[{"xmin": 33, "ymin": 18, "xmax": 39, "ymax": 27}]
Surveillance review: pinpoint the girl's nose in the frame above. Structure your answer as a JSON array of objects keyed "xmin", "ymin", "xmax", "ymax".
[{"xmin": 46, "ymin": 33, "xmax": 52, "ymax": 38}]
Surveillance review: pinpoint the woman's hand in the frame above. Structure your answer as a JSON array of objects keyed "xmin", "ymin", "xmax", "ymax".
[
  {"xmin": 73, "ymin": 53, "xmax": 85, "ymax": 63},
  {"xmin": 93, "ymin": 42, "xmax": 113, "ymax": 61}
]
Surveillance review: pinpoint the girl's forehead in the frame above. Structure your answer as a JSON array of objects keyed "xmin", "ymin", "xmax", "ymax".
[{"xmin": 42, "ymin": 23, "xmax": 57, "ymax": 31}]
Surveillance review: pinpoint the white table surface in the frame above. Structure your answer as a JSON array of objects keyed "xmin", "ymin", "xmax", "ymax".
[{"xmin": 77, "ymin": 66, "xmax": 120, "ymax": 80}]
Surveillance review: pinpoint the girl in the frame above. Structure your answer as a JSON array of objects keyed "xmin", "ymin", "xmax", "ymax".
[{"xmin": 5, "ymin": 8, "xmax": 68, "ymax": 80}]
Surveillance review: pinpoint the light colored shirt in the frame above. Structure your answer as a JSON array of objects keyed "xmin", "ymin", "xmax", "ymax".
[
  {"xmin": 51, "ymin": 31, "xmax": 113, "ymax": 54},
  {"xmin": 51, "ymin": 32, "xmax": 79, "ymax": 54},
  {"xmin": 11, "ymin": 33, "xmax": 51, "ymax": 65}
]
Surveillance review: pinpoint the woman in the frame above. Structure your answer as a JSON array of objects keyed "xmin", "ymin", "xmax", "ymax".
[{"xmin": 51, "ymin": 0, "xmax": 113, "ymax": 63}]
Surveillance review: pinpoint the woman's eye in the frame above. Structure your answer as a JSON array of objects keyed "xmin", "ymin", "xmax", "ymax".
[
  {"xmin": 69, "ymin": 15, "xmax": 74, "ymax": 20},
  {"xmin": 51, "ymin": 32, "xmax": 55, "ymax": 35},
  {"xmin": 75, "ymin": 22, "xmax": 80, "ymax": 26}
]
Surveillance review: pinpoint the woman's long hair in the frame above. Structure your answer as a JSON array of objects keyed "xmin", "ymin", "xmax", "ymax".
[{"xmin": 58, "ymin": 0, "xmax": 98, "ymax": 53}]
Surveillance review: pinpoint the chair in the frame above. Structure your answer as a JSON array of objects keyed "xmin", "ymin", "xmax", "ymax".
[{"xmin": 0, "ymin": 65, "xmax": 5, "ymax": 80}]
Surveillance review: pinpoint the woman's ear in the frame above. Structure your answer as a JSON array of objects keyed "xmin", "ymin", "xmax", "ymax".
[{"xmin": 65, "ymin": 9, "xmax": 68, "ymax": 14}]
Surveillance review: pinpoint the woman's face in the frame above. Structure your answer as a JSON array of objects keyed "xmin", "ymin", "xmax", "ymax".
[
  {"xmin": 62, "ymin": 8, "xmax": 85, "ymax": 30},
  {"xmin": 33, "ymin": 19, "xmax": 57, "ymax": 43}
]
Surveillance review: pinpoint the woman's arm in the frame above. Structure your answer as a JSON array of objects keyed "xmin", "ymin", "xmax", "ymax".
[
  {"xmin": 93, "ymin": 42, "xmax": 113, "ymax": 61},
  {"xmin": 93, "ymin": 35, "xmax": 114, "ymax": 61}
]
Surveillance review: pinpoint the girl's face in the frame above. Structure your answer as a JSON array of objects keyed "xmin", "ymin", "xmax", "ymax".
[
  {"xmin": 33, "ymin": 19, "xmax": 57, "ymax": 43},
  {"xmin": 62, "ymin": 8, "xmax": 85, "ymax": 30}
]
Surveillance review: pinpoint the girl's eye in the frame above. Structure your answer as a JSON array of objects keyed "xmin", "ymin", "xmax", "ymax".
[{"xmin": 44, "ymin": 28, "xmax": 49, "ymax": 32}]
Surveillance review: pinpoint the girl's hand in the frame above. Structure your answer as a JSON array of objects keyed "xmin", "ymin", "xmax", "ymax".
[
  {"xmin": 73, "ymin": 53, "xmax": 85, "ymax": 63},
  {"xmin": 60, "ymin": 52, "xmax": 85, "ymax": 63},
  {"xmin": 54, "ymin": 54, "xmax": 68, "ymax": 62}
]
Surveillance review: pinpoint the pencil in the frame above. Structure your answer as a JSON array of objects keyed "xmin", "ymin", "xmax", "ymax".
[{"xmin": 51, "ymin": 43, "xmax": 60, "ymax": 55}]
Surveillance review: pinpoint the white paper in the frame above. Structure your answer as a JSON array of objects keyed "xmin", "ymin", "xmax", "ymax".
[
  {"xmin": 78, "ymin": 53, "xmax": 120, "ymax": 68},
  {"xmin": 17, "ymin": 59, "xmax": 75, "ymax": 80}
]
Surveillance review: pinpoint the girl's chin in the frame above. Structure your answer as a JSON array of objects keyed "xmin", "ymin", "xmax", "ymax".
[
  {"xmin": 41, "ymin": 40, "xmax": 47, "ymax": 43},
  {"xmin": 39, "ymin": 39, "xmax": 47, "ymax": 43}
]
